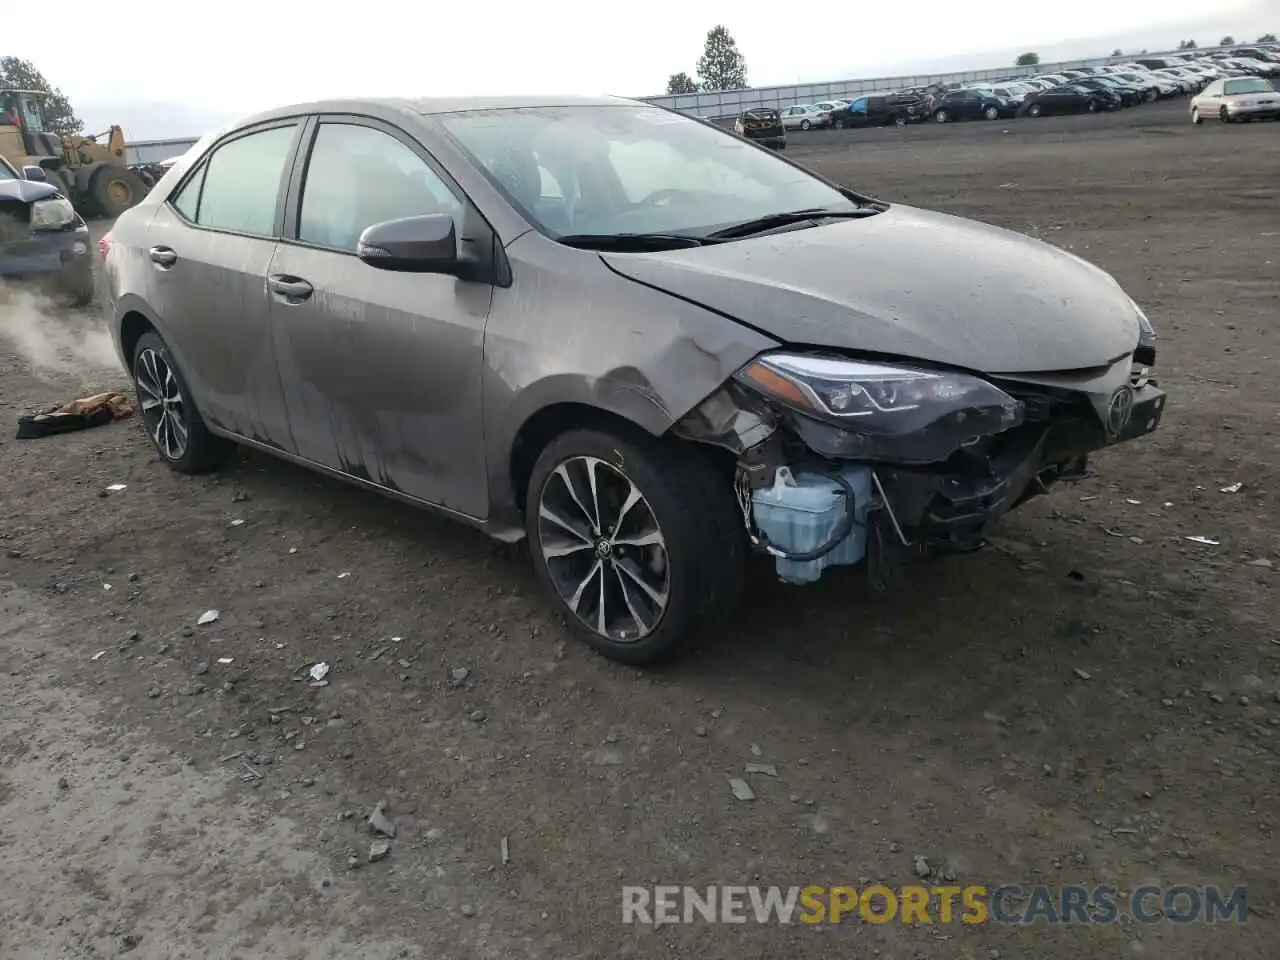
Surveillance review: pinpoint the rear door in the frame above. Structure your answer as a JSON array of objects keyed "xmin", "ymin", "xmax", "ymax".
[
  {"xmin": 137, "ymin": 120, "xmax": 303, "ymax": 446},
  {"xmin": 266, "ymin": 115, "xmax": 493, "ymax": 517}
]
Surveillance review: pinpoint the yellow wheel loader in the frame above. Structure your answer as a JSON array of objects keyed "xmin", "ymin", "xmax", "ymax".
[{"xmin": 1, "ymin": 88, "xmax": 149, "ymax": 218}]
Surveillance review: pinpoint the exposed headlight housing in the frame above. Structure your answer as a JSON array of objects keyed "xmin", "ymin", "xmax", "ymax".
[
  {"xmin": 30, "ymin": 196, "xmax": 76, "ymax": 231},
  {"xmin": 735, "ymin": 353, "xmax": 1024, "ymax": 463}
]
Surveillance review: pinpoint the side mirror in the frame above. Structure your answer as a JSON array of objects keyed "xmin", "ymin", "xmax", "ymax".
[
  {"xmin": 357, "ymin": 214, "xmax": 458, "ymax": 274},
  {"xmin": 22, "ymin": 165, "xmax": 47, "ymax": 182}
]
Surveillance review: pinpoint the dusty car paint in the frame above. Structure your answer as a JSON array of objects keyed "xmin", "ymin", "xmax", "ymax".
[{"xmin": 600, "ymin": 206, "xmax": 1141, "ymax": 374}]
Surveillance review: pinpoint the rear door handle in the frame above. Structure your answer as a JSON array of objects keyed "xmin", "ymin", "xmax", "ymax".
[
  {"xmin": 268, "ymin": 275, "xmax": 314, "ymax": 303},
  {"xmin": 149, "ymin": 246, "xmax": 177, "ymax": 268}
]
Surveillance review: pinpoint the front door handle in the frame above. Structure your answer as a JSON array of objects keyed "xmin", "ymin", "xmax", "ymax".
[
  {"xmin": 268, "ymin": 275, "xmax": 314, "ymax": 303},
  {"xmin": 149, "ymin": 246, "xmax": 177, "ymax": 268}
]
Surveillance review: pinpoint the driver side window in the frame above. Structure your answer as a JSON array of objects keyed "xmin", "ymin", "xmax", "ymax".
[{"xmin": 298, "ymin": 122, "xmax": 462, "ymax": 253}]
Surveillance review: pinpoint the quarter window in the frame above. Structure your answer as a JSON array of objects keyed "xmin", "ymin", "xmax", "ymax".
[
  {"xmin": 176, "ymin": 125, "xmax": 297, "ymax": 235},
  {"xmin": 298, "ymin": 122, "xmax": 461, "ymax": 253}
]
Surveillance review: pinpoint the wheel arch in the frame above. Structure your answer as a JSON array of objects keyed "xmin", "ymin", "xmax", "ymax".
[{"xmin": 500, "ymin": 373, "xmax": 676, "ymax": 527}]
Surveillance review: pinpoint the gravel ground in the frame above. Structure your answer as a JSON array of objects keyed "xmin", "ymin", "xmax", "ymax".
[{"xmin": 1, "ymin": 99, "xmax": 1277, "ymax": 960}]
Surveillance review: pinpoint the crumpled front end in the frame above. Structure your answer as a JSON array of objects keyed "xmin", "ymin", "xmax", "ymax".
[{"xmin": 675, "ymin": 316, "xmax": 1165, "ymax": 586}]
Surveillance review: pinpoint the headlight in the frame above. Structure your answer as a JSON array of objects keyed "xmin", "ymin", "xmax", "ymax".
[
  {"xmin": 30, "ymin": 196, "xmax": 75, "ymax": 231},
  {"xmin": 735, "ymin": 353, "xmax": 1024, "ymax": 463},
  {"xmin": 1131, "ymin": 299, "xmax": 1156, "ymax": 347}
]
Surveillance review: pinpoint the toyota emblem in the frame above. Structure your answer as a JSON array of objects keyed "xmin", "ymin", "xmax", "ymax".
[{"xmin": 1106, "ymin": 386, "xmax": 1135, "ymax": 437}]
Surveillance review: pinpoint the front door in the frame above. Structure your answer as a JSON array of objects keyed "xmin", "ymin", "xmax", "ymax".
[{"xmin": 267, "ymin": 118, "xmax": 493, "ymax": 518}]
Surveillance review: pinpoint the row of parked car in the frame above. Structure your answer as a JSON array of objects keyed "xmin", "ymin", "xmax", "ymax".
[{"xmin": 761, "ymin": 43, "xmax": 1280, "ymax": 134}]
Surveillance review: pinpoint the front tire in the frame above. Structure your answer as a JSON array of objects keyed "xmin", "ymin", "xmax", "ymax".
[
  {"xmin": 132, "ymin": 331, "xmax": 233, "ymax": 473},
  {"xmin": 1028, "ymin": 103, "xmax": 1042, "ymax": 118},
  {"xmin": 1191, "ymin": 108, "xmax": 1202, "ymax": 124},
  {"xmin": 525, "ymin": 428, "xmax": 744, "ymax": 665},
  {"xmin": 1220, "ymin": 106, "xmax": 1232, "ymax": 123},
  {"xmin": 800, "ymin": 119, "xmax": 811, "ymax": 130}
]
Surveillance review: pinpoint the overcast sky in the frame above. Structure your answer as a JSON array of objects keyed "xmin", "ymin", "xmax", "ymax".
[{"xmin": 18, "ymin": 0, "xmax": 1277, "ymax": 139}]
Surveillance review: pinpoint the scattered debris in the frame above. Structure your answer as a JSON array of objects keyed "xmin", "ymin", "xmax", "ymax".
[
  {"xmin": 197, "ymin": 609, "xmax": 220, "ymax": 626},
  {"xmin": 745, "ymin": 762, "xmax": 778, "ymax": 777},
  {"xmin": 216, "ymin": 657, "xmax": 233, "ymax": 665},
  {"xmin": 368, "ymin": 840, "xmax": 391, "ymax": 862},
  {"xmin": 501, "ymin": 836, "xmax": 510, "ymax": 865},
  {"xmin": 1125, "ymin": 499, "xmax": 1141, "ymax": 505},
  {"xmin": 308, "ymin": 662, "xmax": 330, "ymax": 682},
  {"xmin": 230, "ymin": 519, "xmax": 245, "ymax": 527},
  {"xmin": 469, "ymin": 709, "xmax": 487, "ymax": 723},
  {"xmin": 1073, "ymin": 668, "xmax": 1092, "ymax": 681},
  {"xmin": 105, "ymin": 483, "xmax": 127, "ymax": 493},
  {"xmin": 749, "ymin": 743, "xmax": 762, "ymax": 757},
  {"xmin": 460, "ymin": 904, "xmax": 476, "ymax": 918},
  {"xmin": 1246, "ymin": 558, "xmax": 1273, "ymax": 569},
  {"xmin": 729, "ymin": 778, "xmax": 755, "ymax": 801},
  {"xmin": 368, "ymin": 800, "xmax": 396, "ymax": 838},
  {"xmin": 913, "ymin": 856, "xmax": 931, "ymax": 878},
  {"xmin": 1185, "ymin": 536, "xmax": 1220, "ymax": 546},
  {"xmin": 337, "ymin": 571, "xmax": 351, "ymax": 579},
  {"xmin": 1220, "ymin": 482, "xmax": 1243, "ymax": 494},
  {"xmin": 451, "ymin": 667, "xmax": 470, "ymax": 684},
  {"xmin": 694, "ymin": 725, "xmax": 708, "ymax": 737},
  {"xmin": 90, "ymin": 650, "xmax": 106, "ymax": 661}
]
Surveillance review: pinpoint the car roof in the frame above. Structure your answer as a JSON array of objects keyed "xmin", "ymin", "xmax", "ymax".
[{"xmin": 231, "ymin": 94, "xmax": 640, "ymax": 129}]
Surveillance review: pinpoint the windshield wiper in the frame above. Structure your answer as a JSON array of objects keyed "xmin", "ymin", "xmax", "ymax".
[
  {"xmin": 705, "ymin": 206, "xmax": 882, "ymax": 240},
  {"xmin": 556, "ymin": 232, "xmax": 711, "ymax": 251}
]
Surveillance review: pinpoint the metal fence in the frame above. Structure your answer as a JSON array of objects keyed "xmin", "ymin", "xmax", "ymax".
[
  {"xmin": 125, "ymin": 138, "xmax": 200, "ymax": 166},
  {"xmin": 638, "ymin": 44, "xmax": 1242, "ymax": 117}
]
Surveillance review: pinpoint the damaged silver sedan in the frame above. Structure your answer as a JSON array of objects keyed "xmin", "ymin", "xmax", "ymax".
[{"xmin": 102, "ymin": 95, "xmax": 1165, "ymax": 664}]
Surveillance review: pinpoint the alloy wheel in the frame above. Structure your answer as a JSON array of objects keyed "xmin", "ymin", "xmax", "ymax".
[
  {"xmin": 536, "ymin": 456, "xmax": 669, "ymax": 644},
  {"xmin": 135, "ymin": 347, "xmax": 190, "ymax": 461}
]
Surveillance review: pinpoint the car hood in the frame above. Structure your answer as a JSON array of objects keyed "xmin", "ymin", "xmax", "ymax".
[
  {"xmin": 602, "ymin": 205, "xmax": 1141, "ymax": 375},
  {"xmin": 0, "ymin": 178, "xmax": 58, "ymax": 203}
]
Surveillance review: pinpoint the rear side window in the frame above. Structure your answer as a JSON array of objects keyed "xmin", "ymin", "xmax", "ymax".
[
  {"xmin": 176, "ymin": 125, "xmax": 297, "ymax": 235},
  {"xmin": 170, "ymin": 163, "xmax": 206, "ymax": 221}
]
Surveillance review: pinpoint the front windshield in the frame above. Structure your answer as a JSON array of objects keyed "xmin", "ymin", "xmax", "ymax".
[
  {"xmin": 440, "ymin": 104, "xmax": 858, "ymax": 239},
  {"xmin": 1225, "ymin": 77, "xmax": 1274, "ymax": 94}
]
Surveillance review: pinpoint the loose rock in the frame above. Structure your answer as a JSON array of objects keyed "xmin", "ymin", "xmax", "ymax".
[
  {"xmin": 368, "ymin": 800, "xmax": 397, "ymax": 838},
  {"xmin": 368, "ymin": 840, "xmax": 391, "ymax": 862}
]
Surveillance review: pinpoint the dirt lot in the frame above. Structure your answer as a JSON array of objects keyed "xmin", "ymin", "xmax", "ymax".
[{"xmin": 1, "ymin": 100, "xmax": 1278, "ymax": 959}]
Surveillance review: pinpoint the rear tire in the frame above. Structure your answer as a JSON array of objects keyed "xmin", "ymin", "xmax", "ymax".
[
  {"xmin": 525, "ymin": 428, "xmax": 745, "ymax": 665},
  {"xmin": 1220, "ymin": 106, "xmax": 1232, "ymax": 123},
  {"xmin": 934, "ymin": 109, "xmax": 949, "ymax": 123},
  {"xmin": 91, "ymin": 167, "xmax": 149, "ymax": 219},
  {"xmin": 132, "ymin": 331, "xmax": 234, "ymax": 474},
  {"xmin": 1028, "ymin": 103, "xmax": 1042, "ymax": 118},
  {"xmin": 1191, "ymin": 108, "xmax": 1202, "ymax": 124},
  {"xmin": 983, "ymin": 106, "xmax": 1000, "ymax": 120},
  {"xmin": 800, "ymin": 119, "xmax": 811, "ymax": 130}
]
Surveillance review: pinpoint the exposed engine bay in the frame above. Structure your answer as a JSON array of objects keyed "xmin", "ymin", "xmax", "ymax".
[{"xmin": 675, "ymin": 333, "xmax": 1165, "ymax": 587}]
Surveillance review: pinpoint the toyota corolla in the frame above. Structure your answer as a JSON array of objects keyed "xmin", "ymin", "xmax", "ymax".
[{"xmin": 102, "ymin": 95, "xmax": 1165, "ymax": 664}]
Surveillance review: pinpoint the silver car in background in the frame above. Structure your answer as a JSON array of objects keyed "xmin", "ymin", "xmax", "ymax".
[
  {"xmin": 1191, "ymin": 77, "xmax": 1280, "ymax": 123},
  {"xmin": 780, "ymin": 104, "xmax": 828, "ymax": 130}
]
